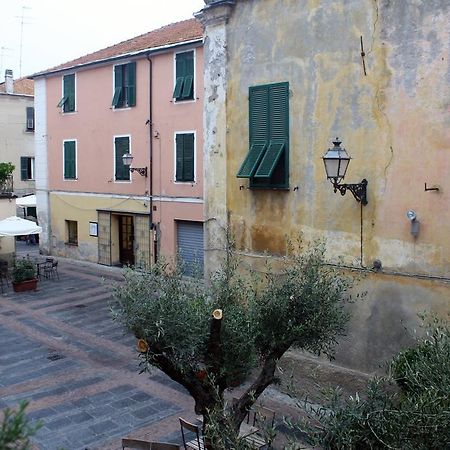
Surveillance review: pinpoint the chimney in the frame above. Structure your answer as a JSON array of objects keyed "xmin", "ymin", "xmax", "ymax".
[{"xmin": 5, "ymin": 69, "xmax": 13, "ymax": 94}]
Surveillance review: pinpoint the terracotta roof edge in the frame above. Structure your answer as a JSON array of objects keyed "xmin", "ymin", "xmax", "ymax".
[{"xmin": 30, "ymin": 37, "xmax": 203, "ymax": 79}]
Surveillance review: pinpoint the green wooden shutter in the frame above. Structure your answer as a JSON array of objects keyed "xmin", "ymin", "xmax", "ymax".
[
  {"xmin": 254, "ymin": 141, "xmax": 285, "ymax": 177},
  {"xmin": 269, "ymin": 83, "xmax": 289, "ymax": 141},
  {"xmin": 173, "ymin": 52, "xmax": 186, "ymax": 99},
  {"xmin": 182, "ymin": 52, "xmax": 194, "ymax": 99},
  {"xmin": 126, "ymin": 62, "xmax": 136, "ymax": 106},
  {"xmin": 181, "ymin": 75, "xmax": 193, "ymax": 99},
  {"xmin": 237, "ymin": 143, "xmax": 267, "ymax": 178},
  {"xmin": 64, "ymin": 74, "xmax": 75, "ymax": 112},
  {"xmin": 115, "ymin": 137, "xmax": 130, "ymax": 180},
  {"xmin": 173, "ymin": 77, "xmax": 184, "ymax": 99},
  {"xmin": 175, "ymin": 134, "xmax": 184, "ymax": 181},
  {"xmin": 236, "ymin": 86, "xmax": 270, "ymax": 178},
  {"xmin": 64, "ymin": 141, "xmax": 76, "ymax": 179},
  {"xmin": 249, "ymin": 86, "xmax": 270, "ymax": 143},
  {"xmin": 112, "ymin": 65, "xmax": 123, "ymax": 107},
  {"xmin": 20, "ymin": 157, "xmax": 28, "ymax": 180},
  {"xmin": 183, "ymin": 134, "xmax": 195, "ymax": 181}
]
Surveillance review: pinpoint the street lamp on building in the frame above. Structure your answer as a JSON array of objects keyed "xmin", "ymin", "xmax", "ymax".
[
  {"xmin": 322, "ymin": 138, "xmax": 368, "ymax": 205},
  {"xmin": 122, "ymin": 153, "xmax": 148, "ymax": 177}
]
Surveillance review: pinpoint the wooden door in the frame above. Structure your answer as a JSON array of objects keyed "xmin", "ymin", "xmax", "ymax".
[{"xmin": 119, "ymin": 215, "xmax": 134, "ymax": 266}]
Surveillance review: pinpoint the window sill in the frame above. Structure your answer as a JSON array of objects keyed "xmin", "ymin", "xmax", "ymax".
[
  {"xmin": 65, "ymin": 242, "xmax": 78, "ymax": 246},
  {"xmin": 248, "ymin": 186, "xmax": 290, "ymax": 191},
  {"xmin": 173, "ymin": 98, "xmax": 196, "ymax": 104}
]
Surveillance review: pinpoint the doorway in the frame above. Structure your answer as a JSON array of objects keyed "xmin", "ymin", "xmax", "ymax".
[{"xmin": 119, "ymin": 215, "xmax": 134, "ymax": 266}]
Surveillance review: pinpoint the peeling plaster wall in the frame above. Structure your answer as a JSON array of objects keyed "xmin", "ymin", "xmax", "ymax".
[{"xmin": 201, "ymin": 0, "xmax": 450, "ymax": 371}]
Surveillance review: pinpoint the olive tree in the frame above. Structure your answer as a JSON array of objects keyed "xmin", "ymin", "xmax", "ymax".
[{"xmin": 112, "ymin": 241, "xmax": 353, "ymax": 449}]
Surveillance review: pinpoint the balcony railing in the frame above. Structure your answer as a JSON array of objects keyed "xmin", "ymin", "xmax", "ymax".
[{"xmin": 0, "ymin": 175, "xmax": 14, "ymax": 194}]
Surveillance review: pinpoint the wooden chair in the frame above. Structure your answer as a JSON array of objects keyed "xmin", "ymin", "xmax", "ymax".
[
  {"xmin": 122, "ymin": 439, "xmax": 180, "ymax": 450},
  {"xmin": 179, "ymin": 417, "xmax": 204, "ymax": 450},
  {"xmin": 150, "ymin": 443, "xmax": 180, "ymax": 450},
  {"xmin": 122, "ymin": 438, "xmax": 151, "ymax": 450}
]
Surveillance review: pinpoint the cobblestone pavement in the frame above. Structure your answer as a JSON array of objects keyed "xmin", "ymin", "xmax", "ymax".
[{"xmin": 0, "ymin": 247, "xmax": 196, "ymax": 450}]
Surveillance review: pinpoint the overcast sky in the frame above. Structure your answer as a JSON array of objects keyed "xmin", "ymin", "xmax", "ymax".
[{"xmin": 0, "ymin": 0, "xmax": 205, "ymax": 81}]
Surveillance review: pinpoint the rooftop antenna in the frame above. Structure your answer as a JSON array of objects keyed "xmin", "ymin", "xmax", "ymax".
[{"xmin": 16, "ymin": 5, "xmax": 32, "ymax": 77}]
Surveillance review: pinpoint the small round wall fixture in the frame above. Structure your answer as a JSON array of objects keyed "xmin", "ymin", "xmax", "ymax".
[
  {"xmin": 406, "ymin": 210, "xmax": 416, "ymax": 221},
  {"xmin": 322, "ymin": 137, "xmax": 368, "ymax": 205}
]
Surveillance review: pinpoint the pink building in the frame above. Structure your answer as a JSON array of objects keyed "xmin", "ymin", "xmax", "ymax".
[{"xmin": 32, "ymin": 19, "xmax": 205, "ymax": 273}]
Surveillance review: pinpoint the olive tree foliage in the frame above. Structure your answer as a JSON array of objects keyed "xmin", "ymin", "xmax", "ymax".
[
  {"xmin": 112, "ymin": 240, "xmax": 353, "ymax": 447},
  {"xmin": 0, "ymin": 401, "xmax": 42, "ymax": 450},
  {"xmin": 291, "ymin": 315, "xmax": 450, "ymax": 450}
]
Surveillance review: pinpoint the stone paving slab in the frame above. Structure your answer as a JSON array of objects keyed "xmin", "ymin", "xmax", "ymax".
[{"xmin": 0, "ymin": 251, "xmax": 195, "ymax": 449}]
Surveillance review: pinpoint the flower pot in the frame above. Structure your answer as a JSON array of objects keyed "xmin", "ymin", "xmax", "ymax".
[{"xmin": 12, "ymin": 278, "xmax": 38, "ymax": 292}]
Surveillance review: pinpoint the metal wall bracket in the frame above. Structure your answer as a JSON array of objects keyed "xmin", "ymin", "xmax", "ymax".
[
  {"xmin": 130, "ymin": 167, "xmax": 148, "ymax": 177},
  {"xmin": 332, "ymin": 178, "xmax": 368, "ymax": 205}
]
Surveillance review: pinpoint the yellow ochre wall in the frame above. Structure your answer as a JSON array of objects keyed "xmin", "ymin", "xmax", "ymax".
[
  {"xmin": 49, "ymin": 193, "xmax": 149, "ymax": 263},
  {"xmin": 200, "ymin": 0, "xmax": 450, "ymax": 372}
]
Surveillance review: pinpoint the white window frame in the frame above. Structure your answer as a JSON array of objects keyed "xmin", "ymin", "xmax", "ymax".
[
  {"xmin": 113, "ymin": 134, "xmax": 132, "ymax": 183},
  {"xmin": 173, "ymin": 48, "xmax": 196, "ymax": 104},
  {"xmin": 111, "ymin": 61, "xmax": 133, "ymax": 111},
  {"xmin": 62, "ymin": 139, "xmax": 78, "ymax": 181},
  {"xmin": 173, "ymin": 130, "xmax": 196, "ymax": 184}
]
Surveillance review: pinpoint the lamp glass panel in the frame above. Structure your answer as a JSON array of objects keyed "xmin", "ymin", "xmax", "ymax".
[
  {"xmin": 122, "ymin": 152, "xmax": 133, "ymax": 166},
  {"xmin": 323, "ymin": 157, "xmax": 340, "ymax": 179},
  {"xmin": 337, "ymin": 157, "xmax": 350, "ymax": 178}
]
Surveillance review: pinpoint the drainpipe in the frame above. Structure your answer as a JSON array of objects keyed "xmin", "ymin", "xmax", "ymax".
[{"xmin": 147, "ymin": 55, "xmax": 157, "ymax": 263}]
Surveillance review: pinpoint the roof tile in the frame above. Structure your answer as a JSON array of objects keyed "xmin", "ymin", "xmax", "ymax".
[
  {"xmin": 33, "ymin": 18, "xmax": 203, "ymax": 77},
  {"xmin": 0, "ymin": 78, "xmax": 34, "ymax": 96}
]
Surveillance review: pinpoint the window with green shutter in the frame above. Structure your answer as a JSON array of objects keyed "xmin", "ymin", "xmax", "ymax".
[
  {"xmin": 237, "ymin": 82, "xmax": 289, "ymax": 189},
  {"xmin": 115, "ymin": 136, "xmax": 131, "ymax": 181},
  {"xmin": 173, "ymin": 51, "xmax": 194, "ymax": 101},
  {"xmin": 20, "ymin": 157, "xmax": 34, "ymax": 180},
  {"xmin": 175, "ymin": 133, "xmax": 195, "ymax": 182},
  {"xmin": 57, "ymin": 74, "xmax": 75, "ymax": 113},
  {"xmin": 112, "ymin": 62, "xmax": 136, "ymax": 108},
  {"xmin": 26, "ymin": 107, "xmax": 34, "ymax": 131},
  {"xmin": 63, "ymin": 141, "xmax": 77, "ymax": 180}
]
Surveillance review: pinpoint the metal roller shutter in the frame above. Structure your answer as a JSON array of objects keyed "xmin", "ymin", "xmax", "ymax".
[{"xmin": 176, "ymin": 221, "xmax": 204, "ymax": 277}]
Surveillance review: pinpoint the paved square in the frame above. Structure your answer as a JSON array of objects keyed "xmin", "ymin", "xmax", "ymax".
[{"xmin": 0, "ymin": 251, "xmax": 194, "ymax": 450}]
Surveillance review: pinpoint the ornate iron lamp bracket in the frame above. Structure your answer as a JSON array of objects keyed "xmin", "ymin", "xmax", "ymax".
[
  {"xmin": 130, "ymin": 167, "xmax": 148, "ymax": 177},
  {"xmin": 332, "ymin": 178, "xmax": 368, "ymax": 205}
]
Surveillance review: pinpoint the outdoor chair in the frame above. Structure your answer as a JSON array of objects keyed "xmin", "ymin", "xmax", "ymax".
[
  {"xmin": 122, "ymin": 438, "xmax": 151, "ymax": 450},
  {"xmin": 179, "ymin": 417, "xmax": 204, "ymax": 450},
  {"xmin": 43, "ymin": 260, "xmax": 59, "ymax": 280},
  {"xmin": 122, "ymin": 438, "xmax": 180, "ymax": 450},
  {"xmin": 233, "ymin": 399, "xmax": 276, "ymax": 449},
  {"xmin": 0, "ymin": 260, "xmax": 10, "ymax": 286}
]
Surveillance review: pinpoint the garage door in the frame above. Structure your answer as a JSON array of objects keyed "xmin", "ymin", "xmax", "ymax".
[{"xmin": 176, "ymin": 221, "xmax": 204, "ymax": 276}]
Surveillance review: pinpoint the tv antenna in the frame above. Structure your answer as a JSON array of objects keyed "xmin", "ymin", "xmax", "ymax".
[{"xmin": 16, "ymin": 5, "xmax": 32, "ymax": 77}]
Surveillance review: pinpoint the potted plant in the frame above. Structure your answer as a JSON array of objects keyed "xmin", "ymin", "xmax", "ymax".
[{"xmin": 12, "ymin": 258, "xmax": 38, "ymax": 292}]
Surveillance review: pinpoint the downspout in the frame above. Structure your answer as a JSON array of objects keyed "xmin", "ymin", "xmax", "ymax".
[{"xmin": 147, "ymin": 55, "xmax": 157, "ymax": 263}]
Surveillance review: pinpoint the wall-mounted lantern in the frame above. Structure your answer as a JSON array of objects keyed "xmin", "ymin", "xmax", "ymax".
[
  {"xmin": 122, "ymin": 153, "xmax": 148, "ymax": 177},
  {"xmin": 322, "ymin": 138, "xmax": 368, "ymax": 205}
]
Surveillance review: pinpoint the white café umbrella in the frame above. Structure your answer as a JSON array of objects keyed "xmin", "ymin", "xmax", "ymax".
[
  {"xmin": 0, "ymin": 216, "xmax": 42, "ymax": 237},
  {"xmin": 16, "ymin": 194, "xmax": 36, "ymax": 207}
]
